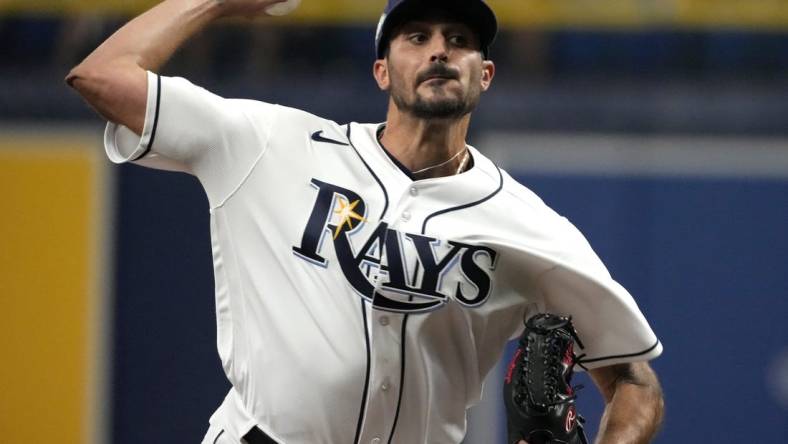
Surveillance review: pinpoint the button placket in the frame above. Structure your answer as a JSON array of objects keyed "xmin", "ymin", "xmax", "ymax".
[
  {"xmin": 388, "ymin": 184, "xmax": 422, "ymax": 229},
  {"xmin": 358, "ymin": 185, "xmax": 418, "ymax": 444},
  {"xmin": 360, "ymin": 298, "xmax": 402, "ymax": 444}
]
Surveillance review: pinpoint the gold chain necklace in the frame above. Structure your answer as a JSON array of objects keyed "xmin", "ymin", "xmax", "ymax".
[
  {"xmin": 454, "ymin": 149, "xmax": 470, "ymax": 175},
  {"xmin": 378, "ymin": 126, "xmax": 469, "ymax": 176},
  {"xmin": 411, "ymin": 147, "xmax": 468, "ymax": 175}
]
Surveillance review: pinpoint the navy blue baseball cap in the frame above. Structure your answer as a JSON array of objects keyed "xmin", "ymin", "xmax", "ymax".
[{"xmin": 375, "ymin": 0, "xmax": 498, "ymax": 60}]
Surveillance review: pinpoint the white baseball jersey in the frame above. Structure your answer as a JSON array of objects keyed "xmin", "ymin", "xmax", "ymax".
[{"xmin": 105, "ymin": 72, "xmax": 662, "ymax": 444}]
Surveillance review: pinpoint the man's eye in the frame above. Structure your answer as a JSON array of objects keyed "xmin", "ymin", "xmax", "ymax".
[
  {"xmin": 409, "ymin": 33, "xmax": 428, "ymax": 44},
  {"xmin": 449, "ymin": 35, "xmax": 468, "ymax": 46}
]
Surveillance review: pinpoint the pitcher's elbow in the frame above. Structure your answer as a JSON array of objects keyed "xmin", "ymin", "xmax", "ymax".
[{"xmin": 65, "ymin": 63, "xmax": 93, "ymax": 91}]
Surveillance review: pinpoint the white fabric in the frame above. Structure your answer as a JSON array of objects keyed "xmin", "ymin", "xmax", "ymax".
[
  {"xmin": 105, "ymin": 73, "xmax": 662, "ymax": 444},
  {"xmin": 201, "ymin": 422, "xmax": 235, "ymax": 444}
]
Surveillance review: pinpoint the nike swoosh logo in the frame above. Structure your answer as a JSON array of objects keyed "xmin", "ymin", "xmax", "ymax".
[{"xmin": 311, "ymin": 130, "xmax": 349, "ymax": 146}]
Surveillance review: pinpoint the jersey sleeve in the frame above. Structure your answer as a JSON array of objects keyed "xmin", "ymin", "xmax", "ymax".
[
  {"xmin": 499, "ymin": 174, "xmax": 662, "ymax": 370},
  {"xmin": 530, "ymin": 215, "xmax": 663, "ymax": 370},
  {"xmin": 104, "ymin": 71, "xmax": 279, "ymax": 207}
]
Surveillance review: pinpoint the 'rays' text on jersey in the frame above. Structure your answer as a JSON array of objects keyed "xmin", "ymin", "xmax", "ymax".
[{"xmin": 292, "ymin": 179, "xmax": 499, "ymax": 313}]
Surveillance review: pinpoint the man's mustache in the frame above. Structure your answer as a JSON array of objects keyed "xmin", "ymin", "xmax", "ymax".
[{"xmin": 417, "ymin": 65, "xmax": 460, "ymax": 84}]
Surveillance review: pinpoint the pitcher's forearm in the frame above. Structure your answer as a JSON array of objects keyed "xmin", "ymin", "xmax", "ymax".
[
  {"xmin": 69, "ymin": 0, "xmax": 221, "ymax": 79},
  {"xmin": 594, "ymin": 379, "xmax": 664, "ymax": 444},
  {"xmin": 66, "ymin": 0, "xmax": 223, "ymax": 133}
]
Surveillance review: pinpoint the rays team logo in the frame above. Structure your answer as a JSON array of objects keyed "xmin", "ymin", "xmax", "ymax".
[{"xmin": 292, "ymin": 179, "xmax": 499, "ymax": 313}]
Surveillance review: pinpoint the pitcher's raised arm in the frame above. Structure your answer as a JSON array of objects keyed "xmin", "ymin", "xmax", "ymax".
[{"xmin": 66, "ymin": 0, "xmax": 287, "ymax": 134}]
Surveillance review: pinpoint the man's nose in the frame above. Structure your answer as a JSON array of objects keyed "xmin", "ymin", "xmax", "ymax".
[{"xmin": 428, "ymin": 36, "xmax": 450, "ymax": 63}]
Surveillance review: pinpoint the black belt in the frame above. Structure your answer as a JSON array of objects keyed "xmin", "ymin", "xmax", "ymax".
[{"xmin": 242, "ymin": 426, "xmax": 278, "ymax": 444}]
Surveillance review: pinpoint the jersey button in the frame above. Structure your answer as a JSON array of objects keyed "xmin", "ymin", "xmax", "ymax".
[
  {"xmin": 409, "ymin": 187, "xmax": 418, "ymax": 196},
  {"xmin": 381, "ymin": 379, "xmax": 390, "ymax": 391},
  {"xmin": 401, "ymin": 211, "xmax": 411, "ymax": 221},
  {"xmin": 371, "ymin": 438, "xmax": 381, "ymax": 444},
  {"xmin": 379, "ymin": 316, "xmax": 390, "ymax": 326}
]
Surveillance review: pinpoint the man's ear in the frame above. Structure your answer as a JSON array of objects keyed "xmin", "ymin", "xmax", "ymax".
[
  {"xmin": 480, "ymin": 60, "xmax": 495, "ymax": 91},
  {"xmin": 373, "ymin": 59, "xmax": 390, "ymax": 91}
]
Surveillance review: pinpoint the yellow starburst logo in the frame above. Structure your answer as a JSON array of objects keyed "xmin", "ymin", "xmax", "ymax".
[{"xmin": 333, "ymin": 198, "xmax": 367, "ymax": 239}]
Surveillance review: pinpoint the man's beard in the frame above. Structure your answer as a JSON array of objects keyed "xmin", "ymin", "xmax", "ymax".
[
  {"xmin": 389, "ymin": 62, "xmax": 482, "ymax": 119},
  {"xmin": 392, "ymin": 87, "xmax": 479, "ymax": 119}
]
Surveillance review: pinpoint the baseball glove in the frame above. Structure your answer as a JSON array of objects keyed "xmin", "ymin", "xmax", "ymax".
[{"xmin": 503, "ymin": 313, "xmax": 588, "ymax": 444}]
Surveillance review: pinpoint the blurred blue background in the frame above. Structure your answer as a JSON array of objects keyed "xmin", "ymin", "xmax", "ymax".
[{"xmin": 1, "ymin": 1, "xmax": 786, "ymax": 443}]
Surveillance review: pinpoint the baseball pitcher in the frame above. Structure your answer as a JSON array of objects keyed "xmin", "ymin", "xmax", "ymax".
[{"xmin": 67, "ymin": 0, "xmax": 664, "ymax": 443}]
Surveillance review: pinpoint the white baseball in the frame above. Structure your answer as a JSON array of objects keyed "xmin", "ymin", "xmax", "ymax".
[{"xmin": 265, "ymin": 0, "xmax": 301, "ymax": 16}]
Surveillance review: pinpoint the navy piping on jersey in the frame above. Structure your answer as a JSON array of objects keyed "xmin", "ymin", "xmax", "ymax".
[
  {"xmin": 386, "ymin": 315, "xmax": 409, "ymax": 444},
  {"xmin": 346, "ymin": 123, "xmax": 389, "ymax": 219},
  {"xmin": 352, "ymin": 298, "xmax": 373, "ymax": 444},
  {"xmin": 345, "ymin": 122, "xmax": 391, "ymax": 443},
  {"xmin": 578, "ymin": 339, "xmax": 662, "ymax": 365},
  {"xmin": 376, "ymin": 125, "xmax": 416, "ymax": 181},
  {"xmin": 375, "ymin": 124, "xmax": 475, "ymax": 181},
  {"xmin": 386, "ymin": 263, "xmax": 420, "ymax": 444},
  {"xmin": 386, "ymin": 164, "xmax": 504, "ymax": 443},
  {"xmin": 132, "ymin": 74, "xmax": 161, "ymax": 161},
  {"xmin": 212, "ymin": 429, "xmax": 225, "ymax": 444},
  {"xmin": 421, "ymin": 164, "xmax": 504, "ymax": 234}
]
